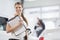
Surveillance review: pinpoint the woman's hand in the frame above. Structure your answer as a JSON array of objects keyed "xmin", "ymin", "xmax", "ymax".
[
  {"xmin": 17, "ymin": 18, "xmax": 23, "ymax": 27},
  {"xmin": 19, "ymin": 20, "xmax": 23, "ymax": 25}
]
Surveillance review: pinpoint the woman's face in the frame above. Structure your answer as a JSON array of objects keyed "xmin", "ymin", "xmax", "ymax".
[{"xmin": 15, "ymin": 4, "xmax": 23, "ymax": 14}]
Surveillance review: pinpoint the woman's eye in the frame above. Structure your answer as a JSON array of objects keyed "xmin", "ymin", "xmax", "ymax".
[{"xmin": 16, "ymin": 7, "xmax": 18, "ymax": 9}]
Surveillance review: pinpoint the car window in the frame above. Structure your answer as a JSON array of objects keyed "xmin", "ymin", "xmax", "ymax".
[{"xmin": 0, "ymin": 17, "xmax": 8, "ymax": 31}]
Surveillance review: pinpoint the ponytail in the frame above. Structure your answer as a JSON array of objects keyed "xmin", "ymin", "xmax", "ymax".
[{"xmin": 21, "ymin": 13, "xmax": 28, "ymax": 26}]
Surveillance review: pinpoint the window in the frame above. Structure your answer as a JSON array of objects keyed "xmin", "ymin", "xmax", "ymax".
[
  {"xmin": 42, "ymin": 5, "xmax": 60, "ymax": 29},
  {"xmin": 41, "ymin": 12, "xmax": 59, "ymax": 19},
  {"xmin": 43, "ymin": 21, "xmax": 56, "ymax": 29},
  {"xmin": 0, "ymin": 17, "xmax": 8, "ymax": 31},
  {"xmin": 42, "ymin": 6, "xmax": 59, "ymax": 12},
  {"xmin": 24, "ymin": 5, "xmax": 60, "ymax": 30}
]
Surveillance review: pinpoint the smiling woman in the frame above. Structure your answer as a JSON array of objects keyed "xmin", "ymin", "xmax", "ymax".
[{"xmin": 6, "ymin": 2, "xmax": 28, "ymax": 40}]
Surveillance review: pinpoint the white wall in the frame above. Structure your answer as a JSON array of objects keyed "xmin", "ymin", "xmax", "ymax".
[
  {"xmin": 24, "ymin": 0, "xmax": 60, "ymax": 8},
  {"xmin": 0, "ymin": 0, "xmax": 21, "ymax": 19}
]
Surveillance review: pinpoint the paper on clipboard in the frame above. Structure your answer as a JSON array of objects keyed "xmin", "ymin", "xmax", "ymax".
[{"xmin": 8, "ymin": 16, "xmax": 26, "ymax": 36}]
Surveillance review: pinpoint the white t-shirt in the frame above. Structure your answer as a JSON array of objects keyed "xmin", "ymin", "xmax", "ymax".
[
  {"xmin": 36, "ymin": 25, "xmax": 42, "ymax": 31},
  {"xmin": 8, "ymin": 16, "xmax": 26, "ymax": 39}
]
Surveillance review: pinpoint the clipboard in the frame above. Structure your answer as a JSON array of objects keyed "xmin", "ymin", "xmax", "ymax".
[{"xmin": 8, "ymin": 15, "xmax": 26, "ymax": 36}]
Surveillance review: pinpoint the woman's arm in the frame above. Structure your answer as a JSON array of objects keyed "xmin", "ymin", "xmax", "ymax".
[{"xmin": 6, "ymin": 20, "xmax": 23, "ymax": 33}]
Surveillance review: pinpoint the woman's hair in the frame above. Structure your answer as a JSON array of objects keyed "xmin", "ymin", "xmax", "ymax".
[
  {"xmin": 15, "ymin": 2, "xmax": 28, "ymax": 25},
  {"xmin": 21, "ymin": 13, "xmax": 28, "ymax": 25},
  {"xmin": 38, "ymin": 19, "xmax": 45, "ymax": 30},
  {"xmin": 15, "ymin": 2, "xmax": 22, "ymax": 6}
]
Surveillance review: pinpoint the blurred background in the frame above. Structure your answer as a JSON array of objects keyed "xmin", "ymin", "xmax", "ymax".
[
  {"xmin": 0, "ymin": 0, "xmax": 60, "ymax": 30},
  {"xmin": 0, "ymin": 0, "xmax": 60, "ymax": 40}
]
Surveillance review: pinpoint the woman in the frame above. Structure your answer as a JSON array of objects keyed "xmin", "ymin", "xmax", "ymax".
[
  {"xmin": 34, "ymin": 18, "xmax": 45, "ymax": 37},
  {"xmin": 6, "ymin": 2, "xmax": 28, "ymax": 40}
]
